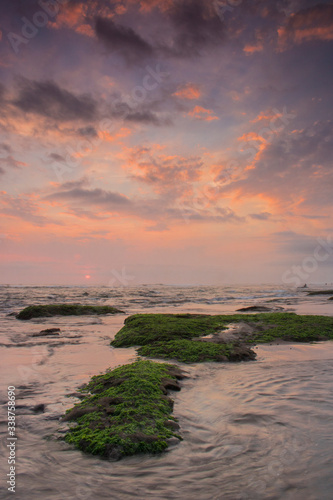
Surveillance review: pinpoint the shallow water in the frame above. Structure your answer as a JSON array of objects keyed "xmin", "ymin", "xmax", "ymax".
[{"xmin": 1, "ymin": 285, "xmax": 333, "ymax": 499}]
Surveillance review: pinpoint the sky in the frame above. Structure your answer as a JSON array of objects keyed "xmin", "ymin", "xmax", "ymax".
[{"xmin": 0, "ymin": 0, "xmax": 332, "ymax": 286}]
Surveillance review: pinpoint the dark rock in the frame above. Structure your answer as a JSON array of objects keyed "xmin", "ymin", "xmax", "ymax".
[
  {"xmin": 90, "ymin": 377, "xmax": 127, "ymax": 393},
  {"xmin": 229, "ymin": 345, "xmax": 257, "ymax": 362},
  {"xmin": 166, "ymin": 366, "xmax": 189, "ymax": 380},
  {"xmin": 236, "ymin": 305, "xmax": 283, "ymax": 312},
  {"xmin": 62, "ymin": 406, "xmax": 97, "ymax": 422},
  {"xmin": 160, "ymin": 378, "xmax": 181, "ymax": 394},
  {"xmin": 66, "ymin": 392, "xmax": 86, "ymax": 400},
  {"xmin": 164, "ymin": 420, "xmax": 180, "ymax": 431},
  {"xmin": 98, "ymin": 396, "xmax": 123, "ymax": 407},
  {"xmin": 33, "ymin": 328, "xmax": 61, "ymax": 337},
  {"xmin": 127, "ymin": 432, "xmax": 159, "ymax": 444},
  {"xmin": 104, "ymin": 444, "xmax": 123, "ymax": 460},
  {"xmin": 32, "ymin": 404, "xmax": 46, "ymax": 414}
]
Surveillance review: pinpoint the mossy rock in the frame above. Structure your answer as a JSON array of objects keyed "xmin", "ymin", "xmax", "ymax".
[
  {"xmin": 62, "ymin": 360, "xmax": 185, "ymax": 459},
  {"xmin": 307, "ymin": 290, "xmax": 333, "ymax": 295},
  {"xmin": 111, "ymin": 313, "xmax": 333, "ymax": 363},
  {"xmin": 111, "ymin": 313, "xmax": 230, "ymax": 347},
  {"xmin": 17, "ymin": 304, "xmax": 124, "ymax": 320},
  {"xmin": 138, "ymin": 340, "xmax": 256, "ymax": 363}
]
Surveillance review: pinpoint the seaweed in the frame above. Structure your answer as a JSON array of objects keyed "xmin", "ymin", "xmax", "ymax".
[
  {"xmin": 62, "ymin": 360, "xmax": 184, "ymax": 459},
  {"xmin": 17, "ymin": 304, "xmax": 124, "ymax": 320},
  {"xmin": 111, "ymin": 313, "xmax": 333, "ymax": 362}
]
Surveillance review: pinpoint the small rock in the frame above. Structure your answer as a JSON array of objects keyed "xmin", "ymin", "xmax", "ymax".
[
  {"xmin": 62, "ymin": 406, "xmax": 97, "ymax": 422},
  {"xmin": 33, "ymin": 328, "xmax": 61, "ymax": 337},
  {"xmin": 66, "ymin": 392, "xmax": 86, "ymax": 400},
  {"xmin": 236, "ymin": 305, "xmax": 283, "ymax": 312},
  {"xmin": 161, "ymin": 378, "xmax": 181, "ymax": 394},
  {"xmin": 229, "ymin": 345, "xmax": 257, "ymax": 361},
  {"xmin": 32, "ymin": 404, "xmax": 46, "ymax": 414},
  {"xmin": 165, "ymin": 420, "xmax": 180, "ymax": 431},
  {"xmin": 104, "ymin": 445, "xmax": 123, "ymax": 461}
]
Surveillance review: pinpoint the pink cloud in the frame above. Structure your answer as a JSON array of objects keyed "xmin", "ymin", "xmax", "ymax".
[
  {"xmin": 278, "ymin": 4, "xmax": 333, "ymax": 50},
  {"xmin": 173, "ymin": 84, "xmax": 201, "ymax": 100},
  {"xmin": 188, "ymin": 105, "xmax": 218, "ymax": 122}
]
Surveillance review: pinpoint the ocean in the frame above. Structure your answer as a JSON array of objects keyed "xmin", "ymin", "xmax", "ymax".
[{"xmin": 1, "ymin": 284, "xmax": 333, "ymax": 499}]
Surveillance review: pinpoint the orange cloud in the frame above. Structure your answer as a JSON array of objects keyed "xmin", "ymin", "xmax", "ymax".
[
  {"xmin": 229, "ymin": 88, "xmax": 251, "ymax": 102},
  {"xmin": 278, "ymin": 5, "xmax": 333, "ymax": 50},
  {"xmin": 188, "ymin": 106, "xmax": 218, "ymax": 122},
  {"xmin": 50, "ymin": 4, "xmax": 86, "ymax": 30},
  {"xmin": 49, "ymin": 2, "xmax": 110, "ymax": 37},
  {"xmin": 237, "ymin": 132, "xmax": 268, "ymax": 166},
  {"xmin": 238, "ymin": 131, "xmax": 267, "ymax": 145},
  {"xmin": 76, "ymin": 24, "xmax": 95, "ymax": 37},
  {"xmin": 173, "ymin": 84, "xmax": 201, "ymax": 100},
  {"xmin": 243, "ymin": 42, "xmax": 264, "ymax": 54},
  {"xmin": 251, "ymin": 111, "xmax": 278, "ymax": 123},
  {"xmin": 294, "ymin": 26, "xmax": 333, "ymax": 43},
  {"xmin": 115, "ymin": 5, "xmax": 128, "ymax": 15},
  {"xmin": 125, "ymin": 147, "xmax": 203, "ymax": 196},
  {"xmin": 100, "ymin": 127, "xmax": 131, "ymax": 143},
  {"xmin": 128, "ymin": 0, "xmax": 173, "ymax": 12}
]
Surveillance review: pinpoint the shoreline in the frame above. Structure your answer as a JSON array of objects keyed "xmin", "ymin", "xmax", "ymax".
[{"xmin": 1, "ymin": 288, "xmax": 333, "ymax": 498}]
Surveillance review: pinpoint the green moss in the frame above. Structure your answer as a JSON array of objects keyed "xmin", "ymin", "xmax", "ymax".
[
  {"xmin": 62, "ymin": 360, "xmax": 184, "ymax": 459},
  {"xmin": 111, "ymin": 313, "xmax": 237, "ymax": 347},
  {"xmin": 17, "ymin": 304, "xmax": 124, "ymax": 320},
  {"xmin": 138, "ymin": 340, "xmax": 235, "ymax": 363},
  {"xmin": 111, "ymin": 313, "xmax": 333, "ymax": 361},
  {"xmin": 248, "ymin": 312, "xmax": 333, "ymax": 343}
]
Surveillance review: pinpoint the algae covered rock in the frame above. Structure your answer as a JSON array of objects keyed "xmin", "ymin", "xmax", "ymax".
[
  {"xmin": 17, "ymin": 304, "xmax": 124, "ymax": 320},
  {"xmin": 111, "ymin": 312, "xmax": 333, "ymax": 363},
  {"xmin": 62, "ymin": 360, "xmax": 184, "ymax": 459},
  {"xmin": 137, "ymin": 339, "xmax": 256, "ymax": 363}
]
